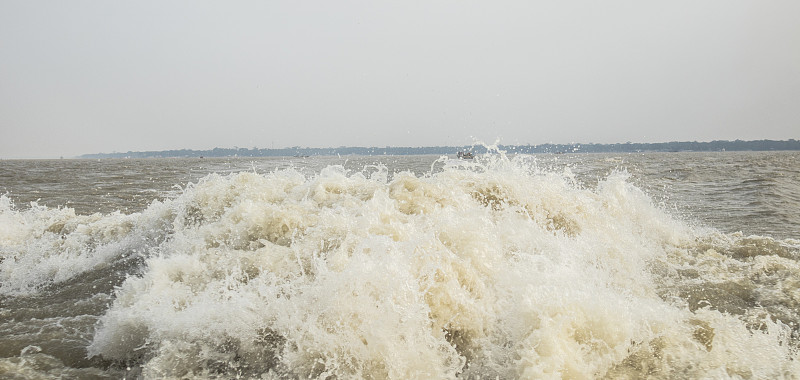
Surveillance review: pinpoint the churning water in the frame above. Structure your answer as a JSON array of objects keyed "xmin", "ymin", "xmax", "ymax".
[{"xmin": 0, "ymin": 151, "xmax": 798, "ymax": 379}]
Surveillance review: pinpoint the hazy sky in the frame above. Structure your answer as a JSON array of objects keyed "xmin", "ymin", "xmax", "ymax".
[{"xmin": 1, "ymin": 1, "xmax": 798, "ymax": 158}]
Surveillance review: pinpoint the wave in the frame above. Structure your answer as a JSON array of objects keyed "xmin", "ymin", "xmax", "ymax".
[{"xmin": 1, "ymin": 155, "xmax": 798, "ymax": 378}]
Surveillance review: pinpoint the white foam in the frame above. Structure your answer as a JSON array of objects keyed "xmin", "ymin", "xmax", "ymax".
[{"xmin": 4, "ymin": 155, "xmax": 798, "ymax": 378}]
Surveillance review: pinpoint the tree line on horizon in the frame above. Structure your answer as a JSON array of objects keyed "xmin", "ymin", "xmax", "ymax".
[{"xmin": 79, "ymin": 139, "xmax": 800, "ymax": 159}]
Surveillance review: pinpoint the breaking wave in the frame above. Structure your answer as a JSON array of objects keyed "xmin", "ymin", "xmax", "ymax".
[{"xmin": 1, "ymin": 154, "xmax": 798, "ymax": 378}]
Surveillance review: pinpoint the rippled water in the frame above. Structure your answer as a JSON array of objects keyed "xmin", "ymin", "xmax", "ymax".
[{"xmin": 0, "ymin": 151, "xmax": 798, "ymax": 379}]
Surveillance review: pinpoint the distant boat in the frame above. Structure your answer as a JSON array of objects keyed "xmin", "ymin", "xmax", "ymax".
[{"xmin": 457, "ymin": 151, "xmax": 474, "ymax": 159}]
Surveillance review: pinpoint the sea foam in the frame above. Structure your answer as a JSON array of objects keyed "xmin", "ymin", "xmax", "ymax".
[{"xmin": 3, "ymin": 154, "xmax": 798, "ymax": 378}]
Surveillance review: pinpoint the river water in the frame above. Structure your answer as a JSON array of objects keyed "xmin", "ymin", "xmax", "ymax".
[{"xmin": 0, "ymin": 151, "xmax": 798, "ymax": 379}]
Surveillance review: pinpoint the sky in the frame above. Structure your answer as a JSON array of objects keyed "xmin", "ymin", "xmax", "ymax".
[{"xmin": 1, "ymin": 1, "xmax": 798, "ymax": 158}]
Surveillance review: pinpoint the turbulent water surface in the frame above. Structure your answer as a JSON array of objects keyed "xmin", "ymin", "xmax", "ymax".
[{"xmin": 0, "ymin": 151, "xmax": 798, "ymax": 379}]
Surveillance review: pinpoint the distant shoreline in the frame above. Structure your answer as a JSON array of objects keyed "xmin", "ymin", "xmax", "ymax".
[{"xmin": 79, "ymin": 139, "xmax": 800, "ymax": 159}]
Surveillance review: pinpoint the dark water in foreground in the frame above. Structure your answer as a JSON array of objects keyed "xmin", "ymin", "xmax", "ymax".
[{"xmin": 0, "ymin": 152, "xmax": 798, "ymax": 378}]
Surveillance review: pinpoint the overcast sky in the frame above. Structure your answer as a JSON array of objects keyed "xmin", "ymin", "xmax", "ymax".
[{"xmin": 1, "ymin": 1, "xmax": 798, "ymax": 158}]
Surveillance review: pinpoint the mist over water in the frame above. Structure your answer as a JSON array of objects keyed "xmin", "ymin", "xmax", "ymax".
[{"xmin": 1, "ymin": 152, "xmax": 798, "ymax": 379}]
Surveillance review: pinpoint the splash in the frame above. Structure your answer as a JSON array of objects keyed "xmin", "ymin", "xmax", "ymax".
[{"xmin": 2, "ymin": 154, "xmax": 798, "ymax": 378}]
